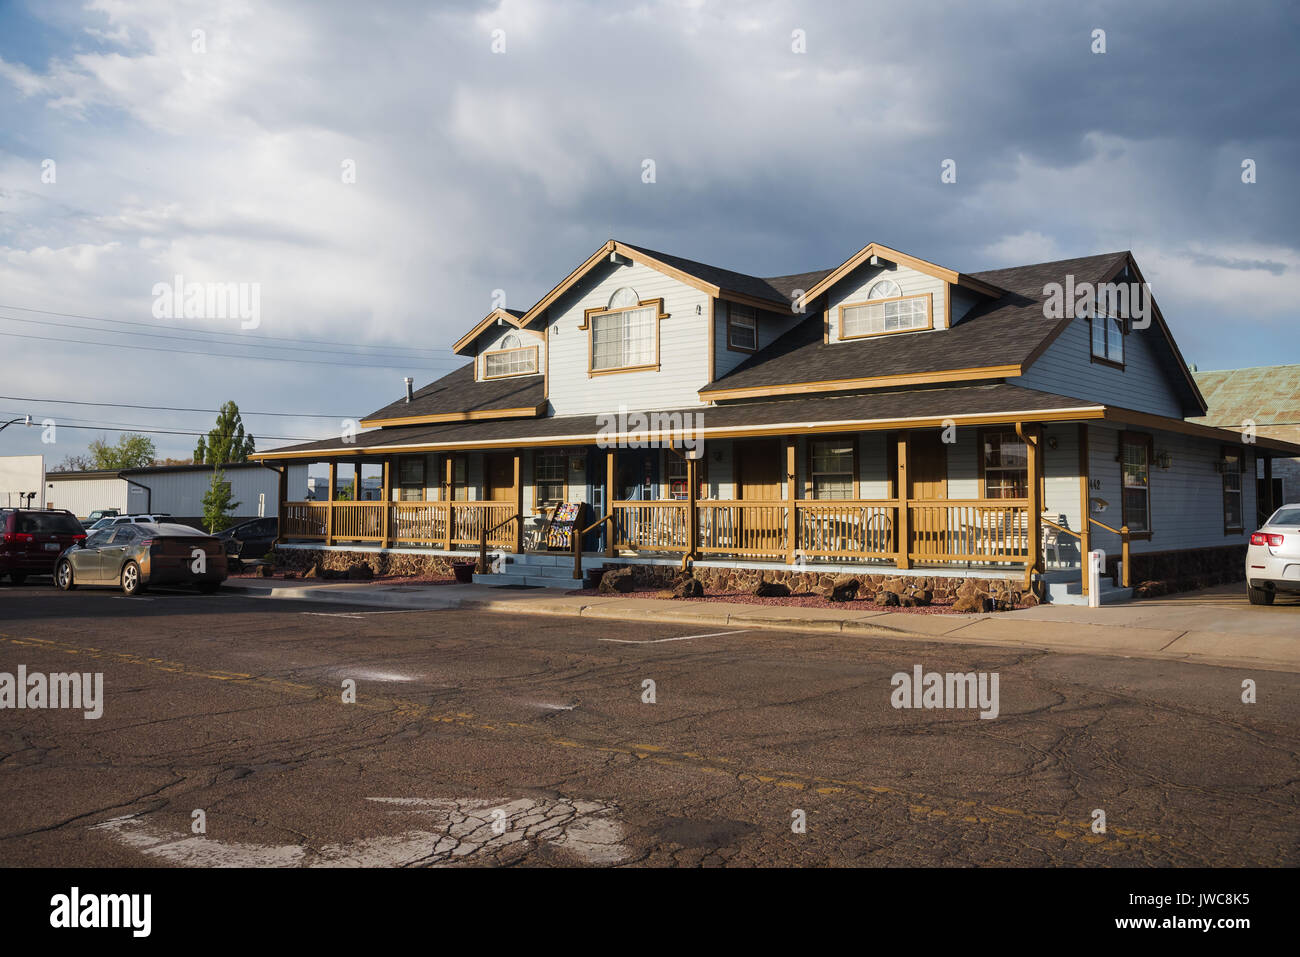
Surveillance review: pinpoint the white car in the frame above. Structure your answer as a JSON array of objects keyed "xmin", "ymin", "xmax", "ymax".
[
  {"xmin": 1246, "ymin": 504, "xmax": 1300, "ymax": 605},
  {"xmin": 84, "ymin": 513, "xmax": 173, "ymax": 532}
]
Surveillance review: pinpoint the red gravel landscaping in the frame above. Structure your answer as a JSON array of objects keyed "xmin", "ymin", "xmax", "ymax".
[
  {"xmin": 562, "ymin": 583, "xmax": 1027, "ymax": 614},
  {"xmin": 228, "ymin": 569, "xmax": 457, "ymax": 586}
]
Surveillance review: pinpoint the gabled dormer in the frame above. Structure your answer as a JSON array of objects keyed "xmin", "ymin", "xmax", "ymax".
[{"xmin": 452, "ymin": 307, "xmax": 545, "ymax": 385}]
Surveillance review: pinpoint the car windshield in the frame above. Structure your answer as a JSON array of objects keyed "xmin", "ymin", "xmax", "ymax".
[
  {"xmin": 1267, "ymin": 507, "xmax": 1300, "ymax": 526},
  {"xmin": 17, "ymin": 512, "xmax": 83, "ymax": 534}
]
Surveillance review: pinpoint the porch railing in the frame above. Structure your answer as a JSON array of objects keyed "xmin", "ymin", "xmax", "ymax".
[
  {"xmin": 284, "ymin": 497, "xmax": 1036, "ymax": 568},
  {"xmin": 285, "ymin": 500, "xmax": 519, "ymax": 549},
  {"xmin": 908, "ymin": 499, "xmax": 1031, "ymax": 563}
]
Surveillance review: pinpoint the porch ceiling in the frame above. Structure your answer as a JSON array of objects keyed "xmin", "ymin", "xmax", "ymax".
[{"xmin": 254, "ymin": 382, "xmax": 1103, "ymax": 460}]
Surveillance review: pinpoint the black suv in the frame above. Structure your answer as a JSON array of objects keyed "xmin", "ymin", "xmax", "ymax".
[
  {"xmin": 1, "ymin": 508, "xmax": 87, "ymax": 583},
  {"xmin": 215, "ymin": 517, "xmax": 278, "ymax": 560}
]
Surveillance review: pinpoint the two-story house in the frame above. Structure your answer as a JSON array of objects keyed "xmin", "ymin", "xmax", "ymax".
[{"xmin": 253, "ymin": 239, "xmax": 1300, "ymax": 604}]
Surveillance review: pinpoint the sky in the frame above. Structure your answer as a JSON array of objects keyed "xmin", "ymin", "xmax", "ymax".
[{"xmin": 0, "ymin": 0, "xmax": 1297, "ymax": 466}]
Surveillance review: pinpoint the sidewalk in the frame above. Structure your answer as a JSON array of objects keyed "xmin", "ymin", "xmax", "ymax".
[{"xmin": 223, "ymin": 578, "xmax": 1300, "ymax": 673}]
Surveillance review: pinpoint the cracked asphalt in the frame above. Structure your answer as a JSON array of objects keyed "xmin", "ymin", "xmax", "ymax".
[{"xmin": 0, "ymin": 584, "xmax": 1296, "ymax": 867}]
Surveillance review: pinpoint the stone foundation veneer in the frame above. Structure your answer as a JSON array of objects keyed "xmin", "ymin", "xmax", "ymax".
[
  {"xmin": 602, "ymin": 561, "xmax": 1039, "ymax": 606},
  {"xmin": 271, "ymin": 547, "xmax": 463, "ymax": 577}
]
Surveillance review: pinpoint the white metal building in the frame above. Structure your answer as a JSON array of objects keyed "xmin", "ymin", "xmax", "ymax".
[{"xmin": 44, "ymin": 463, "xmax": 307, "ymax": 525}]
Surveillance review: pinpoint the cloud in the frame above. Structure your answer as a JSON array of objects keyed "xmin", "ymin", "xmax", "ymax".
[{"xmin": 0, "ymin": 0, "xmax": 1296, "ymax": 461}]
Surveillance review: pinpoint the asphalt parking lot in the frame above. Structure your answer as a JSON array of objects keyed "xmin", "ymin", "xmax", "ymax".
[{"xmin": 0, "ymin": 581, "xmax": 1296, "ymax": 866}]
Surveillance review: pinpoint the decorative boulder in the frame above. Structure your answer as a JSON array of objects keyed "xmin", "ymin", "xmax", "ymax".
[
  {"xmin": 907, "ymin": 588, "xmax": 933, "ymax": 606},
  {"xmin": 821, "ymin": 575, "xmax": 860, "ymax": 602},
  {"xmin": 753, "ymin": 580, "xmax": 791, "ymax": 598},
  {"xmin": 673, "ymin": 576, "xmax": 704, "ymax": 599},
  {"xmin": 304, "ymin": 563, "xmax": 320, "ymax": 579},
  {"xmin": 599, "ymin": 568, "xmax": 636, "ymax": 593},
  {"xmin": 345, "ymin": 562, "xmax": 374, "ymax": 581},
  {"xmin": 258, "ymin": 565, "xmax": 275, "ymax": 578},
  {"xmin": 953, "ymin": 595, "xmax": 994, "ymax": 614},
  {"xmin": 874, "ymin": 590, "xmax": 900, "ymax": 607}
]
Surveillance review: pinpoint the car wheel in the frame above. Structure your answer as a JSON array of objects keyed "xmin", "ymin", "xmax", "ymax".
[
  {"xmin": 1247, "ymin": 584, "xmax": 1275, "ymax": 606},
  {"xmin": 55, "ymin": 561, "xmax": 75, "ymax": 591},
  {"xmin": 121, "ymin": 560, "xmax": 144, "ymax": 596},
  {"xmin": 10, "ymin": 572, "xmax": 26, "ymax": 585}
]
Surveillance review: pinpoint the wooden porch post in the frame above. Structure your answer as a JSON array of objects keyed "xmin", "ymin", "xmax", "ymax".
[
  {"xmin": 442, "ymin": 455, "xmax": 453, "ymax": 550},
  {"xmin": 895, "ymin": 434, "xmax": 912, "ymax": 569},
  {"xmin": 686, "ymin": 454, "xmax": 698, "ymax": 557},
  {"xmin": 513, "ymin": 453, "xmax": 524, "ymax": 553},
  {"xmin": 325, "ymin": 460, "xmax": 336, "ymax": 546},
  {"xmin": 1078, "ymin": 424, "xmax": 1090, "ymax": 596},
  {"xmin": 1023, "ymin": 423, "xmax": 1042, "ymax": 590},
  {"xmin": 380, "ymin": 459, "xmax": 391, "ymax": 548},
  {"xmin": 785, "ymin": 437, "xmax": 796, "ymax": 563},
  {"xmin": 605, "ymin": 449, "xmax": 616, "ymax": 557},
  {"xmin": 276, "ymin": 465, "xmax": 287, "ymax": 545}
]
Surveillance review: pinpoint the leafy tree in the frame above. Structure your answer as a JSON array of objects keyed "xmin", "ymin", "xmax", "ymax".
[
  {"xmin": 154, "ymin": 456, "xmax": 195, "ymax": 467},
  {"xmin": 202, "ymin": 468, "xmax": 242, "ymax": 533},
  {"xmin": 88, "ymin": 434, "xmax": 157, "ymax": 470},
  {"xmin": 195, "ymin": 401, "xmax": 256, "ymax": 464}
]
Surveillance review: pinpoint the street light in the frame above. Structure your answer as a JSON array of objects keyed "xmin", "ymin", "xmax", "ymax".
[{"xmin": 0, "ymin": 414, "xmax": 32, "ymax": 433}]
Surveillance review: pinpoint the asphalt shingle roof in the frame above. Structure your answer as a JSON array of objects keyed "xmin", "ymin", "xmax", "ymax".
[
  {"xmin": 701, "ymin": 252, "xmax": 1132, "ymax": 394},
  {"xmin": 267, "ymin": 383, "xmax": 1099, "ymax": 456},
  {"xmin": 362, "ymin": 362, "xmax": 544, "ymax": 422}
]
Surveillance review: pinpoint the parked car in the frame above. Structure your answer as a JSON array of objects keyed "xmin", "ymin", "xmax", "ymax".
[
  {"xmin": 1246, "ymin": 504, "xmax": 1300, "ymax": 605},
  {"xmin": 83, "ymin": 508, "xmax": 120, "ymax": 528},
  {"xmin": 1, "ymin": 508, "xmax": 87, "ymax": 583},
  {"xmin": 215, "ymin": 517, "xmax": 278, "ymax": 560},
  {"xmin": 84, "ymin": 512, "xmax": 173, "ymax": 532},
  {"xmin": 54, "ymin": 522, "xmax": 227, "ymax": 595}
]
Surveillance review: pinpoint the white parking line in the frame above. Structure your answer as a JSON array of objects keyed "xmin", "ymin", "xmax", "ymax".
[
  {"xmin": 599, "ymin": 630, "xmax": 747, "ymax": 644},
  {"xmin": 302, "ymin": 612, "xmax": 369, "ymax": 620}
]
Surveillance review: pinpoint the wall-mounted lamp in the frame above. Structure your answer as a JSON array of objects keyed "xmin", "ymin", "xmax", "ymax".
[
  {"xmin": 1046, "ymin": 436, "xmax": 1058, "ymax": 451},
  {"xmin": 1154, "ymin": 450, "xmax": 1172, "ymax": 470}
]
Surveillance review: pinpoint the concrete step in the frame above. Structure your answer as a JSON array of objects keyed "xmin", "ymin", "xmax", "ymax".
[
  {"xmin": 471, "ymin": 570, "xmax": 581, "ymax": 588},
  {"xmin": 1045, "ymin": 578, "xmax": 1133, "ymax": 606}
]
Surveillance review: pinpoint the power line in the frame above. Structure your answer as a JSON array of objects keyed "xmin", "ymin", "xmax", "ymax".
[
  {"xmin": 0, "ymin": 327, "xmax": 462, "ymax": 371},
  {"xmin": 0, "ymin": 418, "xmax": 319, "ymax": 442},
  {"xmin": 0, "ymin": 395, "xmax": 356, "ymax": 419},
  {"xmin": 0, "ymin": 313, "xmax": 465, "ymax": 365},
  {"xmin": 0, "ymin": 302, "xmax": 459, "ymax": 358}
]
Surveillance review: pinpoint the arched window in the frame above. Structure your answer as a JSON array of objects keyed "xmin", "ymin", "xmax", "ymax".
[
  {"xmin": 867, "ymin": 279, "xmax": 901, "ymax": 300},
  {"xmin": 499, "ymin": 333, "xmax": 520, "ymax": 350},
  {"xmin": 608, "ymin": 287, "xmax": 639, "ymax": 309}
]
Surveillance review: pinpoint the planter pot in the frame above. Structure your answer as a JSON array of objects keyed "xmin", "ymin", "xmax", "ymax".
[
  {"xmin": 452, "ymin": 562, "xmax": 475, "ymax": 584},
  {"xmin": 584, "ymin": 569, "xmax": 606, "ymax": 590}
]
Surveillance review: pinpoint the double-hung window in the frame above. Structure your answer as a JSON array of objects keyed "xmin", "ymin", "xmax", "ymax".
[
  {"xmin": 534, "ymin": 451, "xmax": 566, "ymax": 508},
  {"xmin": 727, "ymin": 304, "xmax": 757, "ymax": 351},
  {"xmin": 1221, "ymin": 447, "xmax": 1243, "ymax": 533},
  {"xmin": 1120, "ymin": 432, "xmax": 1152, "ymax": 535},
  {"xmin": 981, "ymin": 430, "xmax": 1028, "ymax": 499},
  {"xmin": 1091, "ymin": 313, "xmax": 1125, "ymax": 365},
  {"xmin": 591, "ymin": 305, "xmax": 656, "ymax": 372},
  {"xmin": 810, "ymin": 439, "xmax": 854, "ymax": 499}
]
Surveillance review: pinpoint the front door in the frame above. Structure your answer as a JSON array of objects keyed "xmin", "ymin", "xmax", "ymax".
[
  {"xmin": 909, "ymin": 432, "xmax": 948, "ymax": 500},
  {"xmin": 484, "ymin": 453, "xmax": 515, "ymax": 502},
  {"xmin": 735, "ymin": 439, "xmax": 782, "ymax": 500}
]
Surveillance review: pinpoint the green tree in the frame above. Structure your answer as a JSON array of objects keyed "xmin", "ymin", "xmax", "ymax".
[
  {"xmin": 88, "ymin": 433, "xmax": 157, "ymax": 470},
  {"xmin": 202, "ymin": 468, "xmax": 242, "ymax": 533},
  {"xmin": 195, "ymin": 401, "xmax": 256, "ymax": 464}
]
